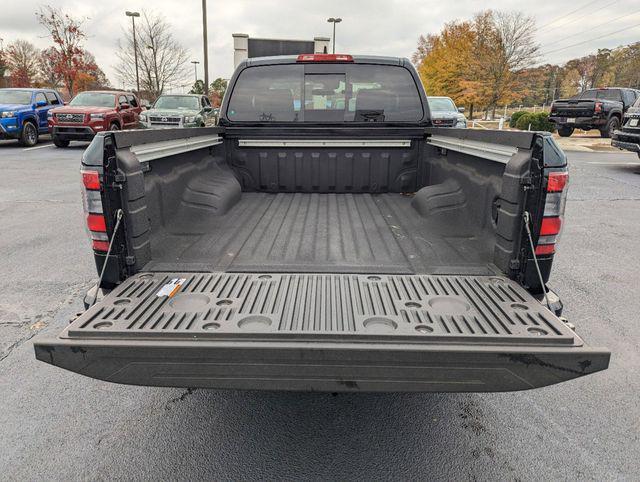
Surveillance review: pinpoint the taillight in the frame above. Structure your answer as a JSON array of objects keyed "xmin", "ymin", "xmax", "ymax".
[
  {"xmin": 535, "ymin": 171, "xmax": 568, "ymax": 256},
  {"xmin": 594, "ymin": 102, "xmax": 603, "ymax": 113},
  {"xmin": 92, "ymin": 240, "xmax": 110, "ymax": 251},
  {"xmin": 87, "ymin": 213, "xmax": 107, "ymax": 232},
  {"xmin": 81, "ymin": 170, "xmax": 100, "ymax": 190},
  {"xmin": 296, "ymin": 54, "xmax": 354, "ymax": 62},
  {"xmin": 81, "ymin": 169, "xmax": 108, "ymax": 251}
]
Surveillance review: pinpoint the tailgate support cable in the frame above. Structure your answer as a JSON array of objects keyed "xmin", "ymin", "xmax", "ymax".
[
  {"xmin": 523, "ymin": 211, "xmax": 550, "ymax": 310},
  {"xmin": 89, "ymin": 209, "xmax": 124, "ymax": 307}
]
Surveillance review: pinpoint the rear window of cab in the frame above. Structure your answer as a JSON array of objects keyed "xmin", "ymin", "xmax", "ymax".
[{"xmin": 226, "ymin": 64, "xmax": 424, "ymax": 122}]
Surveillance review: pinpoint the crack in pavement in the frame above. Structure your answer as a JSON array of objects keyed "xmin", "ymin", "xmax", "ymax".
[
  {"xmin": 0, "ymin": 280, "xmax": 93, "ymax": 364},
  {"xmin": 164, "ymin": 388, "xmax": 199, "ymax": 410}
]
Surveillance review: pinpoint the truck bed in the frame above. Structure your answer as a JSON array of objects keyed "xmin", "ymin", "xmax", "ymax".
[{"xmin": 147, "ymin": 192, "xmax": 493, "ymax": 275}]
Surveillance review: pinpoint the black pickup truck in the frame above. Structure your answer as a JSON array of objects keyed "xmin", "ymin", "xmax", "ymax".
[
  {"xmin": 34, "ymin": 54, "xmax": 609, "ymax": 392},
  {"xmin": 550, "ymin": 87, "xmax": 639, "ymax": 138},
  {"xmin": 612, "ymin": 97, "xmax": 640, "ymax": 158}
]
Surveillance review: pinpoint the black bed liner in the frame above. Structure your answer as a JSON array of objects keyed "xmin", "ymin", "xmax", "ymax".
[
  {"xmin": 34, "ymin": 272, "xmax": 609, "ymax": 392},
  {"xmin": 147, "ymin": 193, "xmax": 493, "ymax": 275}
]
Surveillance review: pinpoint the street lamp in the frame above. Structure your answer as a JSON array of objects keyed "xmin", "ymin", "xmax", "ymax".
[
  {"xmin": 327, "ymin": 17, "xmax": 342, "ymax": 54},
  {"xmin": 125, "ymin": 11, "xmax": 140, "ymax": 93},
  {"xmin": 191, "ymin": 60, "xmax": 200, "ymax": 84},
  {"xmin": 146, "ymin": 44, "xmax": 159, "ymax": 94}
]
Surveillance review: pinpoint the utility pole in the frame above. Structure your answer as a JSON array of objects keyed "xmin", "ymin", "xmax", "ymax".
[
  {"xmin": 202, "ymin": 0, "xmax": 209, "ymax": 97},
  {"xmin": 125, "ymin": 11, "xmax": 141, "ymax": 93},
  {"xmin": 327, "ymin": 17, "xmax": 342, "ymax": 54}
]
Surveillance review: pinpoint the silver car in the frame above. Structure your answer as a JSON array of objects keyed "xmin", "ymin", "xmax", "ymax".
[{"xmin": 427, "ymin": 96, "xmax": 467, "ymax": 128}]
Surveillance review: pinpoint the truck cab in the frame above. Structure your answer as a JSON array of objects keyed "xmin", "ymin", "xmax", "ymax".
[{"xmin": 34, "ymin": 54, "xmax": 609, "ymax": 392}]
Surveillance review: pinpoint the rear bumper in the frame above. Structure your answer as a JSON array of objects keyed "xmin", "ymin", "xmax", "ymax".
[
  {"xmin": 34, "ymin": 272, "xmax": 610, "ymax": 392},
  {"xmin": 34, "ymin": 338, "xmax": 609, "ymax": 392},
  {"xmin": 549, "ymin": 116, "xmax": 605, "ymax": 127},
  {"xmin": 52, "ymin": 126, "xmax": 97, "ymax": 141},
  {"xmin": 612, "ymin": 130, "xmax": 640, "ymax": 152}
]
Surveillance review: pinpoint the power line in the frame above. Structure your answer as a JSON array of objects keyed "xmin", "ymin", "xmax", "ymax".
[
  {"xmin": 538, "ymin": 0, "xmax": 601, "ymax": 31},
  {"xmin": 541, "ymin": 22, "xmax": 640, "ymax": 56},
  {"xmin": 541, "ymin": 8, "xmax": 640, "ymax": 49},
  {"xmin": 539, "ymin": 0, "xmax": 619, "ymax": 34}
]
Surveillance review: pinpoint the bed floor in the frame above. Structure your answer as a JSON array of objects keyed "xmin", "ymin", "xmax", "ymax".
[{"xmin": 146, "ymin": 193, "xmax": 495, "ymax": 275}]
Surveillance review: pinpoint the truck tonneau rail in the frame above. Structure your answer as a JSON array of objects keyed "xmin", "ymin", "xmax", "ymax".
[{"xmin": 35, "ymin": 272, "xmax": 609, "ymax": 392}]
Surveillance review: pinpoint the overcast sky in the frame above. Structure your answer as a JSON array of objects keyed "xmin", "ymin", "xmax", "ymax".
[{"xmin": 1, "ymin": 0, "xmax": 639, "ymax": 91}]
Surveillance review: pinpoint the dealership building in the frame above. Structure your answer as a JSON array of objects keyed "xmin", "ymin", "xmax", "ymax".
[{"xmin": 232, "ymin": 34, "xmax": 330, "ymax": 68}]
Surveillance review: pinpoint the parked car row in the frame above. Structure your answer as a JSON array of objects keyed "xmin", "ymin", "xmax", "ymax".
[{"xmin": 0, "ymin": 88, "xmax": 218, "ymax": 148}]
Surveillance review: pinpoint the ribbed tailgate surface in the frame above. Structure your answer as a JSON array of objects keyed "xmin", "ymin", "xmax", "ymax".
[{"xmin": 66, "ymin": 273, "xmax": 577, "ymax": 345}]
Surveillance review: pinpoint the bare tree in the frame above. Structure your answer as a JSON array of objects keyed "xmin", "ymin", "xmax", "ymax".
[
  {"xmin": 6, "ymin": 39, "xmax": 41, "ymax": 87},
  {"xmin": 411, "ymin": 34, "xmax": 433, "ymax": 65},
  {"xmin": 473, "ymin": 10, "xmax": 540, "ymax": 118},
  {"xmin": 115, "ymin": 11, "xmax": 190, "ymax": 97},
  {"xmin": 0, "ymin": 38, "xmax": 8, "ymax": 79},
  {"xmin": 39, "ymin": 47, "xmax": 63, "ymax": 88}
]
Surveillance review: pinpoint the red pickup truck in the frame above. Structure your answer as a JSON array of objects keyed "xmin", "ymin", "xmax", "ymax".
[{"xmin": 48, "ymin": 90, "xmax": 142, "ymax": 147}]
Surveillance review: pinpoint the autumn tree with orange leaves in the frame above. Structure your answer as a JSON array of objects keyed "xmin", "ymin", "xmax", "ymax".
[
  {"xmin": 5, "ymin": 39, "xmax": 41, "ymax": 87},
  {"xmin": 415, "ymin": 10, "xmax": 539, "ymax": 119}
]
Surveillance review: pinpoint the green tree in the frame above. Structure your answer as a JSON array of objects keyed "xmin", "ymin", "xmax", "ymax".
[
  {"xmin": 210, "ymin": 78, "xmax": 227, "ymax": 98},
  {"xmin": 189, "ymin": 79, "xmax": 205, "ymax": 94}
]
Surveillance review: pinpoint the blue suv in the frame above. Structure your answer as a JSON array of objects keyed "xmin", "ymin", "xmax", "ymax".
[{"xmin": 0, "ymin": 88, "xmax": 64, "ymax": 147}]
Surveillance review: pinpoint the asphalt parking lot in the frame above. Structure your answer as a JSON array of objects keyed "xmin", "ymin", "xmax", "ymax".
[{"xmin": 1, "ymin": 138, "xmax": 639, "ymax": 480}]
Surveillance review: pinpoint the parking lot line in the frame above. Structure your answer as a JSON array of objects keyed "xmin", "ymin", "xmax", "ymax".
[
  {"xmin": 22, "ymin": 143, "xmax": 53, "ymax": 152},
  {"xmin": 587, "ymin": 161, "xmax": 640, "ymax": 166}
]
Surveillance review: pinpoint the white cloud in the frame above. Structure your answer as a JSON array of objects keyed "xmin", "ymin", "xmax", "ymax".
[{"xmin": 1, "ymin": 0, "xmax": 638, "ymax": 91}]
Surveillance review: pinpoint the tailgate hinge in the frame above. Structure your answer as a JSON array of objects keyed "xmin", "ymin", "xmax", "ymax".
[
  {"xmin": 125, "ymin": 255, "xmax": 136, "ymax": 266},
  {"xmin": 114, "ymin": 170, "xmax": 126, "ymax": 183},
  {"xmin": 520, "ymin": 174, "xmax": 535, "ymax": 191}
]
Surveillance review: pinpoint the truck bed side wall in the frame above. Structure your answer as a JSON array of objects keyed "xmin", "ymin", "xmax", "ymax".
[{"xmin": 103, "ymin": 127, "xmax": 541, "ymax": 279}]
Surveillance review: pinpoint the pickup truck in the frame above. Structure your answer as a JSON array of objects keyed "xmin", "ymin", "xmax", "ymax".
[
  {"xmin": 34, "ymin": 54, "xmax": 609, "ymax": 392},
  {"xmin": 549, "ymin": 87, "xmax": 639, "ymax": 138},
  {"xmin": 48, "ymin": 90, "xmax": 142, "ymax": 147},
  {"xmin": 0, "ymin": 88, "xmax": 64, "ymax": 146},
  {"xmin": 612, "ymin": 96, "xmax": 640, "ymax": 158}
]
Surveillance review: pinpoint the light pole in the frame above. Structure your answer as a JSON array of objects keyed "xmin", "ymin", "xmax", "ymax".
[
  {"xmin": 201, "ymin": 0, "xmax": 209, "ymax": 97},
  {"xmin": 146, "ymin": 44, "xmax": 159, "ymax": 94},
  {"xmin": 191, "ymin": 60, "xmax": 200, "ymax": 84},
  {"xmin": 125, "ymin": 11, "xmax": 140, "ymax": 93},
  {"xmin": 327, "ymin": 17, "xmax": 342, "ymax": 54}
]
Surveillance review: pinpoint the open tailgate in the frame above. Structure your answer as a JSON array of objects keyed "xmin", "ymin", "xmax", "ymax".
[{"xmin": 34, "ymin": 272, "xmax": 609, "ymax": 392}]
